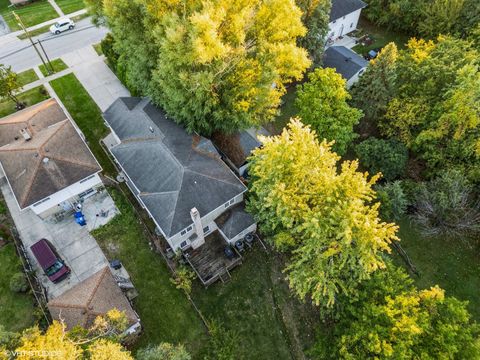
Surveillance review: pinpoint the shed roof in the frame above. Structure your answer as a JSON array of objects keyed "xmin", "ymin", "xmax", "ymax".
[
  {"xmin": 323, "ymin": 46, "xmax": 368, "ymax": 80},
  {"xmin": 104, "ymin": 98, "xmax": 246, "ymax": 238},
  {"xmin": 0, "ymin": 99, "xmax": 101, "ymax": 209},
  {"xmin": 330, "ymin": 0, "xmax": 367, "ymax": 22},
  {"xmin": 47, "ymin": 267, "xmax": 138, "ymax": 330}
]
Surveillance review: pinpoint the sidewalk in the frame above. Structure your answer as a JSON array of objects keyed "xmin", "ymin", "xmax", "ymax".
[{"xmin": 61, "ymin": 46, "xmax": 130, "ymax": 111}]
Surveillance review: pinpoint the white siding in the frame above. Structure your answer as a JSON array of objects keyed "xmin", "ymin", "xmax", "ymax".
[
  {"xmin": 327, "ymin": 9, "xmax": 362, "ymax": 41},
  {"xmin": 166, "ymin": 192, "xmax": 246, "ymax": 251},
  {"xmin": 346, "ymin": 67, "xmax": 366, "ymax": 88},
  {"xmin": 30, "ymin": 173, "xmax": 103, "ymax": 214}
]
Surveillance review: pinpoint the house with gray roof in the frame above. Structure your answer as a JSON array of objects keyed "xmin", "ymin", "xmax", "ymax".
[
  {"xmin": 327, "ymin": 0, "xmax": 367, "ymax": 43},
  {"xmin": 0, "ymin": 99, "xmax": 103, "ymax": 217},
  {"xmin": 103, "ymin": 98, "xmax": 256, "ymax": 252},
  {"xmin": 323, "ymin": 45, "xmax": 368, "ymax": 87}
]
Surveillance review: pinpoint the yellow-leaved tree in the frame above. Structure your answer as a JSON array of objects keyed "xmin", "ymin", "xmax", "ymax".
[
  {"xmin": 247, "ymin": 119, "xmax": 398, "ymax": 309},
  {"xmin": 97, "ymin": 0, "xmax": 311, "ymax": 134}
]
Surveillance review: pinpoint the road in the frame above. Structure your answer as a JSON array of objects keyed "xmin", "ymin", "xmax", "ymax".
[{"xmin": 0, "ymin": 18, "xmax": 108, "ymax": 72}]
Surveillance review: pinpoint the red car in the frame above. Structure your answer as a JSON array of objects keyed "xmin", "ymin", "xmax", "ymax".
[{"xmin": 30, "ymin": 239, "xmax": 70, "ymax": 283}]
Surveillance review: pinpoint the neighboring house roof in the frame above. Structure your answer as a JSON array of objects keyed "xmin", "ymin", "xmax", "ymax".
[
  {"xmin": 0, "ymin": 99, "xmax": 101, "ymax": 209},
  {"xmin": 323, "ymin": 46, "xmax": 368, "ymax": 81},
  {"xmin": 103, "ymin": 98, "xmax": 247, "ymax": 238},
  {"xmin": 329, "ymin": 0, "xmax": 367, "ymax": 22},
  {"xmin": 47, "ymin": 267, "xmax": 138, "ymax": 330},
  {"xmin": 217, "ymin": 203, "xmax": 256, "ymax": 240}
]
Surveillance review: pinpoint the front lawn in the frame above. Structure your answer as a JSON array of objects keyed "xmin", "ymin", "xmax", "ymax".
[
  {"xmin": 0, "ymin": 0, "xmax": 58, "ymax": 31},
  {"xmin": 193, "ymin": 248, "xmax": 320, "ymax": 359},
  {"xmin": 39, "ymin": 58, "xmax": 68, "ymax": 77},
  {"xmin": 394, "ymin": 218, "xmax": 480, "ymax": 321},
  {"xmin": 0, "ymin": 197, "xmax": 35, "ymax": 333},
  {"xmin": 93, "ymin": 188, "xmax": 208, "ymax": 355},
  {"xmin": 55, "ymin": 0, "xmax": 85, "ymax": 15},
  {"xmin": 352, "ymin": 16, "xmax": 410, "ymax": 56},
  {"xmin": 17, "ymin": 68, "xmax": 39, "ymax": 86},
  {"xmin": 0, "ymin": 86, "xmax": 49, "ymax": 118},
  {"xmin": 49, "ymin": 74, "xmax": 116, "ymax": 176}
]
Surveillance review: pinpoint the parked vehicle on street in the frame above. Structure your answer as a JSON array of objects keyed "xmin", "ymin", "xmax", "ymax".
[
  {"xmin": 30, "ymin": 239, "xmax": 70, "ymax": 283},
  {"xmin": 49, "ymin": 18, "xmax": 75, "ymax": 35}
]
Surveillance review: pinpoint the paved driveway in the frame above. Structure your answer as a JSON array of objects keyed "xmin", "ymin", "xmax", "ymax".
[
  {"xmin": 0, "ymin": 179, "xmax": 118, "ymax": 299},
  {"xmin": 62, "ymin": 46, "xmax": 130, "ymax": 111}
]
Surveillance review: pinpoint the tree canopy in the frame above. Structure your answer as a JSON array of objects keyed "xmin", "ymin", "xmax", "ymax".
[
  {"xmin": 247, "ymin": 119, "xmax": 398, "ymax": 309},
  {"xmin": 295, "ymin": 68, "xmax": 362, "ymax": 155},
  {"xmin": 95, "ymin": 0, "xmax": 311, "ymax": 135}
]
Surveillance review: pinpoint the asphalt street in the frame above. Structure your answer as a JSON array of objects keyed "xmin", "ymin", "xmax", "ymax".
[{"xmin": 0, "ymin": 18, "xmax": 107, "ymax": 72}]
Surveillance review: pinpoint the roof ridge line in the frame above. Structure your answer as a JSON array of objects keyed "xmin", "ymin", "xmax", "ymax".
[
  {"xmin": 166, "ymin": 167, "xmax": 184, "ymax": 235},
  {"xmin": 86, "ymin": 267, "xmax": 109, "ymax": 309},
  {"xmin": 19, "ymin": 157, "xmax": 42, "ymax": 208},
  {"xmin": 47, "ymin": 154, "xmax": 100, "ymax": 171},
  {"xmin": 184, "ymin": 168, "xmax": 245, "ymax": 189}
]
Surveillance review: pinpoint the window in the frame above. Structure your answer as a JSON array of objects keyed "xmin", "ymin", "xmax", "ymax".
[
  {"xmin": 187, "ymin": 226, "xmax": 193, "ymax": 231},
  {"xmin": 180, "ymin": 241, "xmax": 189, "ymax": 249},
  {"xmin": 229, "ymin": 199, "xmax": 234, "ymax": 205},
  {"xmin": 350, "ymin": 22, "xmax": 354, "ymax": 28},
  {"xmin": 203, "ymin": 226, "xmax": 210, "ymax": 234},
  {"xmin": 181, "ymin": 230, "xmax": 187, "ymax": 236},
  {"xmin": 332, "ymin": 20, "xmax": 336, "ymax": 24}
]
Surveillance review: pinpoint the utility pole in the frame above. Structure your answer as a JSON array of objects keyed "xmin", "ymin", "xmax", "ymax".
[
  {"xmin": 13, "ymin": 11, "xmax": 52, "ymax": 75},
  {"xmin": 37, "ymin": 39, "xmax": 55, "ymax": 73}
]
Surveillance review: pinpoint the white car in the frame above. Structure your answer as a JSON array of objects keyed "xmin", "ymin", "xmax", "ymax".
[{"xmin": 49, "ymin": 18, "xmax": 75, "ymax": 35}]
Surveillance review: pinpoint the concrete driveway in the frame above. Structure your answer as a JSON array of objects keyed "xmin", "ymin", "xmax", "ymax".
[{"xmin": 0, "ymin": 179, "xmax": 118, "ymax": 299}]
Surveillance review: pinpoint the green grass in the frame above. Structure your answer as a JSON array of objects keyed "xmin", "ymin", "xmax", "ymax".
[
  {"xmin": 17, "ymin": 23, "xmax": 50, "ymax": 39},
  {"xmin": 17, "ymin": 68, "xmax": 39, "ymax": 86},
  {"xmin": 93, "ymin": 188, "xmax": 208, "ymax": 355},
  {"xmin": 49, "ymin": 74, "xmax": 116, "ymax": 175},
  {"xmin": 39, "ymin": 58, "xmax": 68, "ymax": 77},
  {"xmin": 55, "ymin": 0, "xmax": 85, "ymax": 14},
  {"xmin": 352, "ymin": 16, "xmax": 410, "ymax": 56},
  {"xmin": 193, "ymin": 249, "xmax": 320, "ymax": 359},
  {"xmin": 266, "ymin": 85, "xmax": 299, "ymax": 135},
  {"xmin": 93, "ymin": 43, "xmax": 103, "ymax": 56},
  {"xmin": 0, "ymin": 86, "xmax": 50, "ymax": 118},
  {"xmin": 393, "ymin": 217, "xmax": 480, "ymax": 321},
  {"xmin": 0, "ymin": 0, "xmax": 58, "ymax": 31},
  {"xmin": 0, "ymin": 243, "xmax": 35, "ymax": 332}
]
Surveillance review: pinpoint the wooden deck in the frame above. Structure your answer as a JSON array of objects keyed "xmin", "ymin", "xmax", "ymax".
[{"xmin": 183, "ymin": 231, "xmax": 242, "ymax": 286}]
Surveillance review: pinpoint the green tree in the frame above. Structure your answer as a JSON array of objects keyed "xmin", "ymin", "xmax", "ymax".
[
  {"xmin": 354, "ymin": 137, "xmax": 408, "ymax": 181},
  {"xmin": 0, "ymin": 64, "xmax": 23, "ymax": 110},
  {"xmin": 136, "ymin": 343, "xmax": 191, "ymax": 360},
  {"xmin": 247, "ymin": 119, "xmax": 398, "ymax": 309},
  {"xmin": 296, "ymin": 0, "xmax": 332, "ymax": 64},
  {"xmin": 376, "ymin": 181, "xmax": 409, "ymax": 221},
  {"xmin": 382, "ymin": 37, "xmax": 480, "ymax": 178},
  {"xmin": 418, "ymin": 0, "xmax": 465, "ymax": 38},
  {"xmin": 314, "ymin": 263, "xmax": 480, "ymax": 359},
  {"xmin": 350, "ymin": 42, "xmax": 398, "ymax": 123},
  {"xmin": 295, "ymin": 68, "xmax": 362, "ymax": 155},
  {"xmin": 101, "ymin": 0, "xmax": 310, "ymax": 135}
]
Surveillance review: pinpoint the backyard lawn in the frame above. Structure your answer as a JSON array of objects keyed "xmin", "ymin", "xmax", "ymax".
[
  {"xmin": 0, "ymin": 198, "xmax": 35, "ymax": 333},
  {"xmin": 394, "ymin": 217, "xmax": 480, "ymax": 321},
  {"xmin": 352, "ymin": 16, "xmax": 410, "ymax": 55},
  {"xmin": 266, "ymin": 85, "xmax": 299, "ymax": 135},
  {"xmin": 55, "ymin": 0, "xmax": 85, "ymax": 15},
  {"xmin": 0, "ymin": 0, "xmax": 58, "ymax": 31},
  {"xmin": 49, "ymin": 74, "xmax": 116, "ymax": 176},
  {"xmin": 193, "ymin": 248, "xmax": 320, "ymax": 360},
  {"xmin": 0, "ymin": 86, "xmax": 50, "ymax": 118},
  {"xmin": 17, "ymin": 68, "xmax": 38, "ymax": 86},
  {"xmin": 39, "ymin": 58, "xmax": 68, "ymax": 77}
]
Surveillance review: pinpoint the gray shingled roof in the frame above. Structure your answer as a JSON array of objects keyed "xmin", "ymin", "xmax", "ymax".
[
  {"xmin": 218, "ymin": 203, "xmax": 256, "ymax": 240},
  {"xmin": 104, "ymin": 98, "xmax": 247, "ymax": 238},
  {"xmin": 323, "ymin": 46, "xmax": 368, "ymax": 80},
  {"xmin": 0, "ymin": 99, "xmax": 101, "ymax": 209},
  {"xmin": 330, "ymin": 0, "xmax": 367, "ymax": 22}
]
